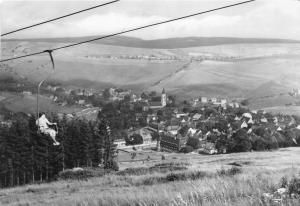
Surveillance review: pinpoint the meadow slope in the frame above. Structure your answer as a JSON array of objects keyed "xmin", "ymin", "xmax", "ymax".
[{"xmin": 1, "ymin": 147, "xmax": 300, "ymax": 206}]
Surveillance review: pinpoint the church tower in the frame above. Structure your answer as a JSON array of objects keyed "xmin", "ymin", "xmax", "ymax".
[{"xmin": 161, "ymin": 88, "xmax": 167, "ymax": 107}]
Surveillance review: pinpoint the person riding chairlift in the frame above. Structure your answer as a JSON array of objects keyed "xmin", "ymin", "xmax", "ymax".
[{"xmin": 36, "ymin": 112, "xmax": 60, "ymax": 146}]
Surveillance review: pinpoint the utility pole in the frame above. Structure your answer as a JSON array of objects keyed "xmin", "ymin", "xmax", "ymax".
[
  {"xmin": 156, "ymin": 117, "xmax": 161, "ymax": 151},
  {"xmin": 102, "ymin": 121, "xmax": 118, "ymax": 169}
]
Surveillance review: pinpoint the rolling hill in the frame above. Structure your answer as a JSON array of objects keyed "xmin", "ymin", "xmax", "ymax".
[
  {"xmin": 2, "ymin": 36, "xmax": 300, "ymax": 49},
  {"xmin": 1, "ymin": 36, "xmax": 300, "ymax": 111}
]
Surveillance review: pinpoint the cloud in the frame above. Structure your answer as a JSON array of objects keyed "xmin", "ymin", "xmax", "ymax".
[{"xmin": 1, "ymin": 0, "xmax": 300, "ymax": 40}]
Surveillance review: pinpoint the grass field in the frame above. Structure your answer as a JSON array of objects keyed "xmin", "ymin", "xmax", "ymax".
[
  {"xmin": 263, "ymin": 106, "xmax": 300, "ymax": 116},
  {"xmin": 0, "ymin": 92, "xmax": 99, "ymax": 119},
  {"xmin": 1, "ymin": 147, "xmax": 300, "ymax": 206}
]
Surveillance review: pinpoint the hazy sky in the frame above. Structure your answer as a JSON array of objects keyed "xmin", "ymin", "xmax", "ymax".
[{"xmin": 1, "ymin": 0, "xmax": 300, "ymax": 40}]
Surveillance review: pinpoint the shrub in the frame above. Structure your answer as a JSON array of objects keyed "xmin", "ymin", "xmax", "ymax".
[
  {"xmin": 178, "ymin": 125, "xmax": 189, "ymax": 136},
  {"xmin": 166, "ymin": 171, "xmax": 208, "ymax": 182},
  {"xmin": 228, "ymin": 129, "xmax": 252, "ymax": 153},
  {"xmin": 254, "ymin": 127, "xmax": 266, "ymax": 137},
  {"xmin": 288, "ymin": 176, "xmax": 300, "ymax": 197},
  {"xmin": 284, "ymin": 130, "xmax": 298, "ymax": 146},
  {"xmin": 153, "ymin": 162, "xmax": 190, "ymax": 168},
  {"xmin": 117, "ymin": 167, "xmax": 150, "ymax": 176},
  {"xmin": 227, "ymin": 166, "xmax": 242, "ymax": 176},
  {"xmin": 215, "ymin": 134, "xmax": 229, "ymax": 152},
  {"xmin": 179, "ymin": 145, "xmax": 194, "ymax": 153},
  {"xmin": 264, "ymin": 136, "xmax": 279, "ymax": 150},
  {"xmin": 166, "ymin": 173, "xmax": 187, "ymax": 181},
  {"xmin": 188, "ymin": 171, "xmax": 208, "ymax": 180},
  {"xmin": 111, "ymin": 160, "xmax": 119, "ymax": 171},
  {"xmin": 215, "ymin": 119, "xmax": 229, "ymax": 133},
  {"xmin": 279, "ymin": 176, "xmax": 288, "ymax": 188},
  {"xmin": 58, "ymin": 169, "xmax": 93, "ymax": 180},
  {"xmin": 58, "ymin": 168, "xmax": 110, "ymax": 180},
  {"xmin": 139, "ymin": 170, "xmax": 209, "ymax": 186},
  {"xmin": 117, "ymin": 162, "xmax": 189, "ymax": 176},
  {"xmin": 252, "ymin": 138, "xmax": 267, "ymax": 151},
  {"xmin": 142, "ymin": 176, "xmax": 164, "ymax": 185},
  {"xmin": 217, "ymin": 167, "xmax": 242, "ymax": 176},
  {"xmin": 125, "ymin": 133, "xmax": 143, "ymax": 145},
  {"xmin": 186, "ymin": 137, "xmax": 200, "ymax": 149},
  {"xmin": 274, "ymin": 132, "xmax": 289, "ymax": 148}
]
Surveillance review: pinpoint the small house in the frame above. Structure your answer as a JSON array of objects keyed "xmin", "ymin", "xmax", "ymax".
[{"xmin": 201, "ymin": 97, "xmax": 208, "ymax": 103}]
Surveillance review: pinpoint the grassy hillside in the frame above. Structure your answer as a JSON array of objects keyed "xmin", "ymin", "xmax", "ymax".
[
  {"xmin": 0, "ymin": 92, "xmax": 75, "ymax": 114},
  {"xmin": 0, "ymin": 92, "xmax": 98, "ymax": 119},
  {"xmin": 151, "ymin": 55, "xmax": 300, "ymax": 99},
  {"xmin": 1, "ymin": 147, "xmax": 300, "ymax": 206}
]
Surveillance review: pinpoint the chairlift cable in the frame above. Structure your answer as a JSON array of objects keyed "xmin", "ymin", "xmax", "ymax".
[
  {"xmin": 0, "ymin": 0, "xmax": 256, "ymax": 63},
  {"xmin": 1, "ymin": 0, "xmax": 120, "ymax": 37}
]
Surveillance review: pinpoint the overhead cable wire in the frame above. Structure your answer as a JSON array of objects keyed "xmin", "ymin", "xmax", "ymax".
[
  {"xmin": 0, "ymin": 51, "xmax": 46, "ymax": 62},
  {"xmin": 52, "ymin": 0, "xmax": 256, "ymax": 51},
  {"xmin": 1, "ymin": 0, "xmax": 120, "ymax": 37},
  {"xmin": 0, "ymin": 0, "xmax": 255, "ymax": 63}
]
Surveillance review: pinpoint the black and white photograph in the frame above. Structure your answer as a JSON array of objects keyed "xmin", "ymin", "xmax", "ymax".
[{"xmin": 1, "ymin": 0, "xmax": 300, "ymax": 205}]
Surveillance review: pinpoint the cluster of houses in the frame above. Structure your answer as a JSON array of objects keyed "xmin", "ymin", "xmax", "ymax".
[
  {"xmin": 45, "ymin": 85, "xmax": 99, "ymax": 107},
  {"xmin": 189, "ymin": 53, "xmax": 241, "ymax": 62},
  {"xmin": 83, "ymin": 53, "xmax": 243, "ymax": 62},
  {"xmin": 113, "ymin": 89, "xmax": 221, "ymax": 152},
  {"xmin": 191, "ymin": 97, "xmax": 240, "ymax": 108},
  {"xmin": 85, "ymin": 54, "xmax": 180, "ymax": 61},
  {"xmin": 290, "ymin": 88, "xmax": 300, "ymax": 97},
  {"xmin": 46, "ymin": 85, "xmax": 95, "ymax": 97},
  {"xmin": 107, "ymin": 88, "xmax": 131, "ymax": 101},
  {"xmin": 113, "ymin": 88, "xmax": 300, "ymax": 155}
]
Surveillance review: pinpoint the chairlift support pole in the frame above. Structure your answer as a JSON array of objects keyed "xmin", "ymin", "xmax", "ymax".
[
  {"xmin": 36, "ymin": 50, "xmax": 55, "ymax": 132},
  {"xmin": 37, "ymin": 79, "xmax": 46, "ymax": 132}
]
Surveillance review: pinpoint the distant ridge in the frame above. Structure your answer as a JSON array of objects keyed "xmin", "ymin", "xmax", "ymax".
[{"xmin": 2, "ymin": 36, "xmax": 300, "ymax": 49}]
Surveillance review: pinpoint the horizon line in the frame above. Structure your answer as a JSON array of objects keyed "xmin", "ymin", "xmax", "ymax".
[{"xmin": 2, "ymin": 35, "xmax": 300, "ymax": 42}]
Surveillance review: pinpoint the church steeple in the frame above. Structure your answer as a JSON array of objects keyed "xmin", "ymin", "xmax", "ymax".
[{"xmin": 161, "ymin": 88, "xmax": 167, "ymax": 107}]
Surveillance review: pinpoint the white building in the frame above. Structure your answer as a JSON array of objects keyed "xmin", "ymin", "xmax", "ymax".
[{"xmin": 200, "ymin": 97, "xmax": 208, "ymax": 103}]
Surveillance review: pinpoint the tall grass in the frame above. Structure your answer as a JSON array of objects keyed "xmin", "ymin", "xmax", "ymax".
[
  {"xmin": 3, "ymin": 167, "xmax": 298, "ymax": 206},
  {"xmin": 1, "ymin": 149, "xmax": 300, "ymax": 206}
]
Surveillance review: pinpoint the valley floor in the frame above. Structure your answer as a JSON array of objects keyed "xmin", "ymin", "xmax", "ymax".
[{"xmin": 1, "ymin": 147, "xmax": 300, "ymax": 206}]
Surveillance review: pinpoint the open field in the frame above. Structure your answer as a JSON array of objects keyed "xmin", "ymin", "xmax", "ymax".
[
  {"xmin": 1, "ymin": 147, "xmax": 300, "ymax": 206},
  {"xmin": 262, "ymin": 106, "xmax": 300, "ymax": 116},
  {"xmin": 0, "ymin": 91, "xmax": 75, "ymax": 114},
  {"xmin": 0, "ymin": 92, "xmax": 99, "ymax": 119},
  {"xmin": 151, "ymin": 55, "xmax": 300, "ymax": 98}
]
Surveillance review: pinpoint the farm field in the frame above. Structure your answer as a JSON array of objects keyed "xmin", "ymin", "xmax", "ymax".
[
  {"xmin": 0, "ymin": 92, "xmax": 99, "ymax": 119},
  {"xmin": 1, "ymin": 147, "xmax": 300, "ymax": 206}
]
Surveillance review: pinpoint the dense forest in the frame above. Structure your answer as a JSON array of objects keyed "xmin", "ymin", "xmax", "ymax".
[
  {"xmin": 0, "ymin": 112, "xmax": 111, "ymax": 188},
  {"xmin": 0, "ymin": 100, "xmax": 149, "ymax": 188}
]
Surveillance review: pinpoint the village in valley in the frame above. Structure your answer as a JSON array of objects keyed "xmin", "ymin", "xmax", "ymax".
[
  {"xmin": 107, "ymin": 88, "xmax": 299, "ymax": 156},
  {"xmin": 1, "ymin": 73, "xmax": 300, "ymax": 160}
]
